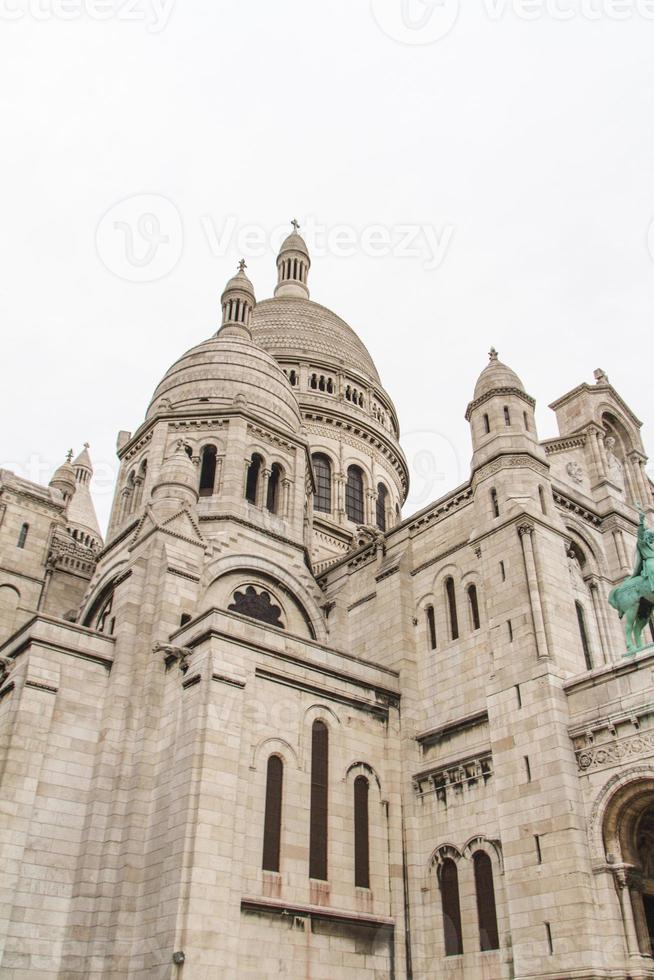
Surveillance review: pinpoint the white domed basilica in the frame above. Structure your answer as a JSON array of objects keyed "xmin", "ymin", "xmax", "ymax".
[{"xmin": 0, "ymin": 227, "xmax": 653, "ymax": 979}]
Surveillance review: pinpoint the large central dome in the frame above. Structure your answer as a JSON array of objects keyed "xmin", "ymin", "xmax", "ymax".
[{"xmin": 251, "ymin": 296, "xmax": 381, "ymax": 384}]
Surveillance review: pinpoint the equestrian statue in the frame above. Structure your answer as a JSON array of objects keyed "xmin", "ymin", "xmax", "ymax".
[{"xmin": 609, "ymin": 506, "xmax": 654, "ymax": 655}]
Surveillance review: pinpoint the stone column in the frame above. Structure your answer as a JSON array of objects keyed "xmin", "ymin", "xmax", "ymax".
[
  {"xmin": 628, "ymin": 452, "xmax": 651, "ymax": 507},
  {"xmin": 518, "ymin": 523, "xmax": 550, "ymax": 659},
  {"xmin": 613, "ymin": 528, "xmax": 630, "ymax": 572},
  {"xmin": 588, "ymin": 579, "xmax": 610, "ymax": 664},
  {"xmin": 282, "ymin": 478, "xmax": 292, "ymax": 518},
  {"xmin": 613, "ymin": 866, "xmax": 642, "ymax": 958},
  {"xmin": 259, "ymin": 468, "xmax": 271, "ymax": 510},
  {"xmin": 587, "ymin": 425, "xmax": 605, "ymax": 484}
]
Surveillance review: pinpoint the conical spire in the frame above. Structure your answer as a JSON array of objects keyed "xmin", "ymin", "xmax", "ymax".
[
  {"xmin": 49, "ymin": 449, "xmax": 76, "ymax": 502},
  {"xmin": 66, "ymin": 443, "xmax": 103, "ymax": 546},
  {"xmin": 218, "ymin": 259, "xmax": 256, "ymax": 339},
  {"xmin": 274, "ymin": 219, "xmax": 310, "ymax": 299}
]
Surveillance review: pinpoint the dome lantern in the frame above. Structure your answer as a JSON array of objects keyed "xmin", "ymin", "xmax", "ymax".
[
  {"xmin": 274, "ymin": 219, "xmax": 311, "ymax": 299},
  {"xmin": 219, "ymin": 259, "xmax": 256, "ymax": 339}
]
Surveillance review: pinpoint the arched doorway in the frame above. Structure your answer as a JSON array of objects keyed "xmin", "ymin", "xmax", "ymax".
[{"xmin": 636, "ymin": 806, "xmax": 654, "ymax": 955}]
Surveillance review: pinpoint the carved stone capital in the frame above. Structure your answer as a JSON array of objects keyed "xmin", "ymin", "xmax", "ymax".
[{"xmin": 518, "ymin": 521, "xmax": 534, "ymax": 539}]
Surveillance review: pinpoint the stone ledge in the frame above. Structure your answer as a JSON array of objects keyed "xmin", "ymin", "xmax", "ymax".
[{"xmin": 240, "ymin": 895, "xmax": 394, "ymax": 931}]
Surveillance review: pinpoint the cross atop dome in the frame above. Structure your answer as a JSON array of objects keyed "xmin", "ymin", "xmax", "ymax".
[
  {"xmin": 237, "ymin": 258, "xmax": 247, "ymax": 273},
  {"xmin": 290, "ymin": 218, "xmax": 300, "ymax": 232},
  {"xmin": 489, "ymin": 346, "xmax": 499, "ymax": 362}
]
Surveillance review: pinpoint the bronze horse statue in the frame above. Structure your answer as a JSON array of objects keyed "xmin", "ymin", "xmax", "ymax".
[{"xmin": 609, "ymin": 508, "xmax": 654, "ymax": 655}]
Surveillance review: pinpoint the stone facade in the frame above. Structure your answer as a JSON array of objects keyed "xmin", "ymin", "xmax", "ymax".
[{"xmin": 0, "ymin": 231, "xmax": 653, "ymax": 979}]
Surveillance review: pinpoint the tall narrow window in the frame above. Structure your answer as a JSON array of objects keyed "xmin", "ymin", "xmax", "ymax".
[
  {"xmin": 345, "ymin": 465, "xmax": 364, "ymax": 524},
  {"xmin": 245, "ymin": 453, "xmax": 263, "ymax": 505},
  {"xmin": 312, "ymin": 454, "xmax": 332, "ymax": 514},
  {"xmin": 491, "ymin": 488, "xmax": 500, "ymax": 518},
  {"xmin": 474, "ymin": 851, "xmax": 499, "ymax": 951},
  {"xmin": 266, "ymin": 463, "xmax": 282, "ymax": 514},
  {"xmin": 538, "ymin": 486, "xmax": 547, "ymax": 515},
  {"xmin": 483, "ymin": 413, "xmax": 491, "ymax": 434},
  {"xmin": 17, "ymin": 523, "xmax": 29, "ymax": 549},
  {"xmin": 468, "ymin": 584, "xmax": 481, "ymax": 631},
  {"xmin": 376, "ymin": 483, "xmax": 388, "ymax": 531},
  {"xmin": 426, "ymin": 605, "xmax": 437, "ymax": 650},
  {"xmin": 523, "ymin": 411, "xmax": 530, "ymax": 431},
  {"xmin": 503, "ymin": 406, "xmax": 511, "ymax": 426},
  {"xmin": 445, "ymin": 577, "xmax": 459, "ymax": 641},
  {"xmin": 575, "ymin": 602, "xmax": 593, "ymax": 670},
  {"xmin": 262, "ymin": 755, "xmax": 283, "ymax": 873},
  {"xmin": 354, "ymin": 775, "xmax": 370, "ymax": 888},
  {"xmin": 199, "ymin": 445, "xmax": 217, "ymax": 497},
  {"xmin": 309, "ymin": 720, "xmax": 328, "ymax": 880},
  {"xmin": 441, "ymin": 859, "xmax": 463, "ymax": 956}
]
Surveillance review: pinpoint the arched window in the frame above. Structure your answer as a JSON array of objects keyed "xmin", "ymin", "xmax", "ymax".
[
  {"xmin": 245, "ymin": 453, "xmax": 263, "ymax": 505},
  {"xmin": 17, "ymin": 523, "xmax": 29, "ymax": 549},
  {"xmin": 353, "ymin": 776, "xmax": 370, "ymax": 888},
  {"xmin": 309, "ymin": 720, "xmax": 329, "ymax": 880},
  {"xmin": 468, "ymin": 584, "xmax": 481, "ymax": 631},
  {"xmin": 345, "ymin": 466, "xmax": 364, "ymax": 525},
  {"xmin": 96, "ymin": 591, "xmax": 115, "ymax": 635},
  {"xmin": 262, "ymin": 755, "xmax": 283, "ymax": 873},
  {"xmin": 312, "ymin": 454, "xmax": 332, "ymax": 514},
  {"xmin": 445, "ymin": 577, "xmax": 459, "ymax": 641},
  {"xmin": 199, "ymin": 445, "xmax": 217, "ymax": 497},
  {"xmin": 266, "ymin": 463, "xmax": 283, "ymax": 514},
  {"xmin": 575, "ymin": 601, "xmax": 593, "ymax": 670},
  {"xmin": 491, "ymin": 488, "xmax": 500, "ymax": 518},
  {"xmin": 503, "ymin": 406, "xmax": 511, "ymax": 426},
  {"xmin": 483, "ymin": 413, "xmax": 491, "ymax": 434},
  {"xmin": 376, "ymin": 483, "xmax": 388, "ymax": 531},
  {"xmin": 426, "ymin": 604, "xmax": 437, "ymax": 650},
  {"xmin": 474, "ymin": 851, "xmax": 499, "ymax": 951},
  {"xmin": 441, "ymin": 858, "xmax": 463, "ymax": 956}
]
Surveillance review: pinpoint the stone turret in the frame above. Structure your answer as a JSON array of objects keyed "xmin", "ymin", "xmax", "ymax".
[
  {"xmin": 49, "ymin": 450, "xmax": 76, "ymax": 503},
  {"xmin": 273, "ymin": 219, "xmax": 311, "ymax": 299},
  {"xmin": 65, "ymin": 444, "xmax": 103, "ymax": 549},
  {"xmin": 219, "ymin": 259, "xmax": 256, "ymax": 339}
]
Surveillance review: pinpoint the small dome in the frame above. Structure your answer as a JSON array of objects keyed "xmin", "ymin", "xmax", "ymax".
[
  {"xmin": 221, "ymin": 261, "xmax": 255, "ymax": 305},
  {"xmin": 147, "ymin": 333, "xmax": 301, "ymax": 433},
  {"xmin": 50, "ymin": 454, "xmax": 76, "ymax": 495},
  {"xmin": 278, "ymin": 230, "xmax": 310, "ymax": 259},
  {"xmin": 473, "ymin": 348, "xmax": 525, "ymax": 399}
]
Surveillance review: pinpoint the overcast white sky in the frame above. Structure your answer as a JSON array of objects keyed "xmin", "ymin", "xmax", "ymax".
[{"xmin": 1, "ymin": 0, "xmax": 653, "ymax": 532}]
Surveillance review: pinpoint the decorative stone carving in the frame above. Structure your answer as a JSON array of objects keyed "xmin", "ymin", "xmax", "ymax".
[
  {"xmin": 576, "ymin": 730, "xmax": 654, "ymax": 774},
  {"xmin": 566, "ymin": 461, "xmax": 584, "ymax": 485},
  {"xmin": 153, "ymin": 642, "xmax": 194, "ymax": 674},
  {"xmin": 0, "ymin": 654, "xmax": 15, "ymax": 686}
]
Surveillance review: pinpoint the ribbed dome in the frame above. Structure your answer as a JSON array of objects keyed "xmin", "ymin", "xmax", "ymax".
[
  {"xmin": 278, "ymin": 231, "xmax": 310, "ymax": 258},
  {"xmin": 147, "ymin": 334, "xmax": 302, "ymax": 433},
  {"xmin": 474, "ymin": 349, "xmax": 525, "ymax": 399},
  {"xmin": 251, "ymin": 297, "xmax": 381, "ymax": 384}
]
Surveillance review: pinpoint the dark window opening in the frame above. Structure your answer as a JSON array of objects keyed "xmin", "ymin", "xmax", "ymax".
[
  {"xmin": 228, "ymin": 586, "xmax": 284, "ymax": 629},
  {"xmin": 515, "ymin": 683, "xmax": 522, "ymax": 707},
  {"xmin": 483, "ymin": 413, "xmax": 491, "ymax": 434},
  {"xmin": 345, "ymin": 466, "xmax": 364, "ymax": 525},
  {"xmin": 180, "ymin": 613, "xmax": 191, "ymax": 627},
  {"xmin": 17, "ymin": 523, "xmax": 29, "ymax": 549},
  {"xmin": 474, "ymin": 851, "xmax": 499, "ymax": 951},
  {"xmin": 524, "ymin": 411, "xmax": 530, "ymax": 431},
  {"xmin": 309, "ymin": 721, "xmax": 329, "ymax": 880},
  {"xmin": 504, "ymin": 406, "xmax": 511, "ymax": 426},
  {"xmin": 445, "ymin": 577, "xmax": 459, "ymax": 641},
  {"xmin": 354, "ymin": 775, "xmax": 370, "ymax": 888},
  {"xmin": 262, "ymin": 755, "xmax": 283, "ymax": 873},
  {"xmin": 524, "ymin": 755, "xmax": 532, "ymax": 782},
  {"xmin": 426, "ymin": 605, "xmax": 437, "ymax": 650},
  {"xmin": 535, "ymin": 835, "xmax": 542, "ymax": 864},
  {"xmin": 468, "ymin": 584, "xmax": 481, "ymax": 631},
  {"xmin": 545, "ymin": 922, "xmax": 554, "ymax": 955},
  {"xmin": 491, "ymin": 488, "xmax": 500, "ymax": 518},
  {"xmin": 376, "ymin": 483, "xmax": 388, "ymax": 531},
  {"xmin": 539, "ymin": 486, "xmax": 547, "ymax": 514},
  {"xmin": 500, "ymin": 560, "xmax": 506, "ymax": 581},
  {"xmin": 245, "ymin": 453, "xmax": 263, "ymax": 504},
  {"xmin": 199, "ymin": 445, "xmax": 217, "ymax": 496},
  {"xmin": 266, "ymin": 463, "xmax": 282, "ymax": 514},
  {"xmin": 441, "ymin": 858, "xmax": 463, "ymax": 956},
  {"xmin": 313, "ymin": 454, "xmax": 332, "ymax": 514}
]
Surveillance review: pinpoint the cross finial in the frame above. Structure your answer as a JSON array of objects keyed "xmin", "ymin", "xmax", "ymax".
[
  {"xmin": 291, "ymin": 218, "xmax": 300, "ymax": 232},
  {"xmin": 237, "ymin": 258, "xmax": 247, "ymax": 273},
  {"xmin": 66, "ymin": 449, "xmax": 73, "ymax": 462},
  {"xmin": 489, "ymin": 346, "xmax": 499, "ymax": 361},
  {"xmin": 83, "ymin": 442, "xmax": 90, "ymax": 449}
]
